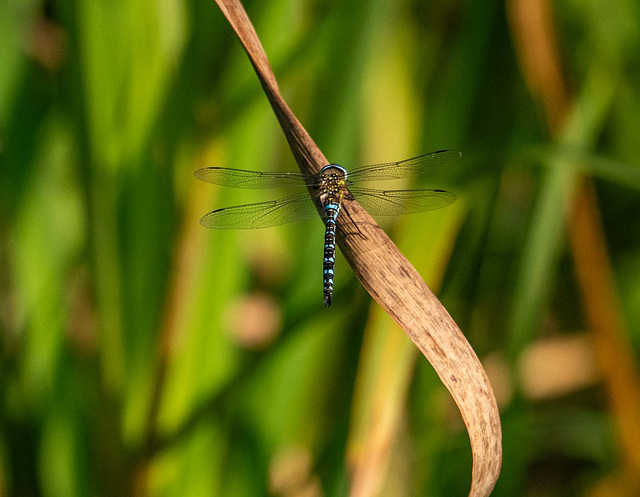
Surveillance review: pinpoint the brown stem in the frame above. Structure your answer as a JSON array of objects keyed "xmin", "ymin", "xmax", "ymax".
[{"xmin": 508, "ymin": 0, "xmax": 640, "ymax": 483}]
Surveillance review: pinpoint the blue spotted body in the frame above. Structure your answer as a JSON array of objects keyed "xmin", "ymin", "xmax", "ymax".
[
  {"xmin": 195, "ymin": 150, "xmax": 460, "ymax": 307},
  {"xmin": 317, "ymin": 164, "xmax": 348, "ymax": 306}
]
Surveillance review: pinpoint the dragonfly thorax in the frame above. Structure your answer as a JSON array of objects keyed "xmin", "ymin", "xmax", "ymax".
[{"xmin": 318, "ymin": 164, "xmax": 348, "ymax": 204}]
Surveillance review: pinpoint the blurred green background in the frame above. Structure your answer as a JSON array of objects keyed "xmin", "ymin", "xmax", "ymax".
[{"xmin": 2, "ymin": 0, "xmax": 640, "ymax": 495}]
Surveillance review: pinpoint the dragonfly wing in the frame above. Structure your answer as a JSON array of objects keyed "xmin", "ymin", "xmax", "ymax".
[
  {"xmin": 349, "ymin": 187, "xmax": 456, "ymax": 216},
  {"xmin": 346, "ymin": 150, "xmax": 462, "ymax": 183},
  {"xmin": 200, "ymin": 193, "xmax": 320, "ymax": 229},
  {"xmin": 195, "ymin": 167, "xmax": 318, "ymax": 189}
]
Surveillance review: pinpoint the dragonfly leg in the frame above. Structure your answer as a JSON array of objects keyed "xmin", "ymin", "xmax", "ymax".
[
  {"xmin": 338, "ymin": 199, "xmax": 370, "ymax": 243},
  {"xmin": 337, "ymin": 202, "xmax": 390, "ymax": 256}
]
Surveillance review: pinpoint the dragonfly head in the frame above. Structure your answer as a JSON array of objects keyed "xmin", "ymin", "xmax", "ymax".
[{"xmin": 320, "ymin": 163, "xmax": 348, "ymax": 180}]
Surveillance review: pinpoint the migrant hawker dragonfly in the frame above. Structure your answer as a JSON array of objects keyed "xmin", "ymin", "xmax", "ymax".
[{"xmin": 195, "ymin": 150, "xmax": 460, "ymax": 307}]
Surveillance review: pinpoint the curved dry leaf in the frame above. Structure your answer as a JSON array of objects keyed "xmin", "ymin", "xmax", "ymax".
[{"xmin": 213, "ymin": 0, "xmax": 502, "ymax": 494}]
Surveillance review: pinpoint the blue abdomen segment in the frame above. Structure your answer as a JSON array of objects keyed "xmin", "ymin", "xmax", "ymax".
[{"xmin": 323, "ymin": 203, "xmax": 340, "ymax": 307}]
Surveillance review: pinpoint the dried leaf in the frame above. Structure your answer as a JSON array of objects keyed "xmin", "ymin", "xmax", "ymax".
[{"xmin": 214, "ymin": 1, "xmax": 502, "ymax": 494}]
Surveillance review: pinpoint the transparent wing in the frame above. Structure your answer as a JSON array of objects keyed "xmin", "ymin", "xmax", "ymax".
[
  {"xmin": 195, "ymin": 167, "xmax": 318, "ymax": 189},
  {"xmin": 200, "ymin": 193, "xmax": 320, "ymax": 229},
  {"xmin": 349, "ymin": 187, "xmax": 456, "ymax": 216},
  {"xmin": 346, "ymin": 150, "xmax": 461, "ymax": 183}
]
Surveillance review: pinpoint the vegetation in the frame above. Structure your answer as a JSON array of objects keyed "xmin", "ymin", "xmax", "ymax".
[{"xmin": 1, "ymin": 0, "xmax": 639, "ymax": 495}]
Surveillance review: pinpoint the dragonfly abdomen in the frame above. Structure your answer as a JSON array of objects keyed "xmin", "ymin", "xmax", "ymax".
[{"xmin": 322, "ymin": 202, "xmax": 340, "ymax": 307}]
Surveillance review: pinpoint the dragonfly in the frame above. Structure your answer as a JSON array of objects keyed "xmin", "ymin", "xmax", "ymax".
[{"xmin": 195, "ymin": 150, "xmax": 460, "ymax": 307}]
